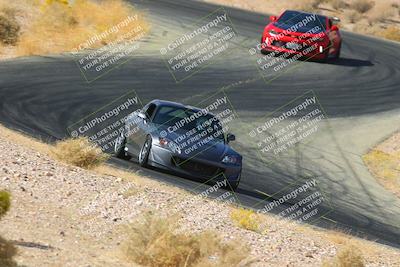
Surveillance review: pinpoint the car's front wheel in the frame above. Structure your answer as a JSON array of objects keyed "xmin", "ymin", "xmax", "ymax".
[
  {"xmin": 114, "ymin": 133, "xmax": 132, "ymax": 160},
  {"xmin": 138, "ymin": 135, "xmax": 152, "ymax": 167},
  {"xmin": 227, "ymin": 174, "xmax": 241, "ymax": 191},
  {"xmin": 334, "ymin": 42, "xmax": 341, "ymax": 59}
]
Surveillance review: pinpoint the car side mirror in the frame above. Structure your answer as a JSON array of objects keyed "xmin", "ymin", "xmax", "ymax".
[
  {"xmin": 331, "ymin": 25, "xmax": 339, "ymax": 31},
  {"xmin": 137, "ymin": 112, "xmax": 148, "ymax": 123},
  {"xmin": 227, "ymin": 133, "xmax": 236, "ymax": 143},
  {"xmin": 331, "ymin": 17, "xmax": 341, "ymax": 23},
  {"xmin": 269, "ymin": 15, "xmax": 277, "ymax": 22}
]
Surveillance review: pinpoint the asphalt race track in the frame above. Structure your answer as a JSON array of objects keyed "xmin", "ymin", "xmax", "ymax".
[{"xmin": 1, "ymin": 0, "xmax": 400, "ymax": 247}]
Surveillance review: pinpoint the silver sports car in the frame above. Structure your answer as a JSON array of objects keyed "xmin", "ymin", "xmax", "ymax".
[{"xmin": 114, "ymin": 99, "xmax": 242, "ymax": 190}]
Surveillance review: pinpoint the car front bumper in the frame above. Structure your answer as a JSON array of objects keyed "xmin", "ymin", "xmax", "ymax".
[
  {"xmin": 148, "ymin": 145, "xmax": 242, "ymax": 184},
  {"xmin": 261, "ymin": 39, "xmax": 328, "ymax": 59}
]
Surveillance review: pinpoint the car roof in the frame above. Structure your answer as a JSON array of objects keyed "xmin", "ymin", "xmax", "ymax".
[{"xmin": 150, "ymin": 99, "xmax": 204, "ymax": 113}]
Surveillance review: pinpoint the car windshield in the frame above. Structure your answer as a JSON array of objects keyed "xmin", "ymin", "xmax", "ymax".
[
  {"xmin": 152, "ymin": 105, "xmax": 224, "ymax": 140},
  {"xmin": 274, "ymin": 11, "xmax": 327, "ymax": 33}
]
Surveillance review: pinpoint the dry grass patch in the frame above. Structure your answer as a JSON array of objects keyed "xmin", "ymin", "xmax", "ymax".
[
  {"xmin": 0, "ymin": 0, "xmax": 149, "ymax": 57},
  {"xmin": 52, "ymin": 137, "xmax": 109, "ymax": 169},
  {"xmin": 18, "ymin": 0, "xmax": 149, "ymax": 56},
  {"xmin": 124, "ymin": 212, "xmax": 255, "ymax": 267},
  {"xmin": 230, "ymin": 207, "xmax": 263, "ymax": 233},
  {"xmin": 322, "ymin": 245, "xmax": 365, "ymax": 267},
  {"xmin": 363, "ymin": 149, "xmax": 400, "ymax": 198}
]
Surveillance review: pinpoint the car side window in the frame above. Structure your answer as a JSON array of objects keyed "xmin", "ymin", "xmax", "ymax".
[{"xmin": 144, "ymin": 103, "xmax": 157, "ymax": 120}]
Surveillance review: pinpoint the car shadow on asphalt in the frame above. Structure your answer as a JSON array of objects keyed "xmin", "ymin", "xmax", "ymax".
[{"xmin": 328, "ymin": 57, "xmax": 374, "ymax": 67}]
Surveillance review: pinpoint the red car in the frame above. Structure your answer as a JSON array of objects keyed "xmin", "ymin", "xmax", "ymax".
[{"xmin": 260, "ymin": 10, "xmax": 342, "ymax": 62}]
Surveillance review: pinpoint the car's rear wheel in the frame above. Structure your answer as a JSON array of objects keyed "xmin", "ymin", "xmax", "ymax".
[
  {"xmin": 114, "ymin": 133, "xmax": 131, "ymax": 160},
  {"xmin": 138, "ymin": 135, "xmax": 152, "ymax": 167}
]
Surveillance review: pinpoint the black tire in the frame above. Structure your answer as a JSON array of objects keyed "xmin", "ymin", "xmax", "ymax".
[
  {"xmin": 227, "ymin": 174, "xmax": 241, "ymax": 192},
  {"xmin": 138, "ymin": 135, "xmax": 152, "ymax": 167},
  {"xmin": 334, "ymin": 43, "xmax": 341, "ymax": 60},
  {"xmin": 114, "ymin": 133, "xmax": 131, "ymax": 161},
  {"xmin": 321, "ymin": 49, "xmax": 330, "ymax": 63}
]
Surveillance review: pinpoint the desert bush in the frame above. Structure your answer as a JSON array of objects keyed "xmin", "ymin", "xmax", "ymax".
[
  {"xmin": 0, "ymin": 14, "xmax": 20, "ymax": 45},
  {"xmin": 124, "ymin": 212, "xmax": 254, "ymax": 267},
  {"xmin": 345, "ymin": 10, "xmax": 362, "ymax": 23},
  {"xmin": 351, "ymin": 0, "xmax": 374, "ymax": 14},
  {"xmin": 17, "ymin": 0, "xmax": 149, "ymax": 56},
  {"xmin": 0, "ymin": 191, "xmax": 10, "ymax": 218},
  {"xmin": 0, "ymin": 191, "xmax": 17, "ymax": 267},
  {"xmin": 322, "ymin": 245, "xmax": 365, "ymax": 267},
  {"xmin": 52, "ymin": 137, "xmax": 109, "ymax": 169},
  {"xmin": 0, "ymin": 236, "xmax": 17, "ymax": 267},
  {"xmin": 230, "ymin": 207, "xmax": 262, "ymax": 232},
  {"xmin": 295, "ymin": 0, "xmax": 326, "ymax": 12},
  {"xmin": 329, "ymin": 0, "xmax": 347, "ymax": 10}
]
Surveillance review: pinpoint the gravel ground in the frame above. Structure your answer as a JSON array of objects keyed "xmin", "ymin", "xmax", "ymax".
[{"xmin": 0, "ymin": 127, "xmax": 399, "ymax": 267}]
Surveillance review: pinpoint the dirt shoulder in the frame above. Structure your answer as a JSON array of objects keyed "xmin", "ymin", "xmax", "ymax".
[
  {"xmin": 0, "ymin": 126, "xmax": 400, "ymax": 266},
  {"xmin": 202, "ymin": 0, "xmax": 400, "ymax": 42}
]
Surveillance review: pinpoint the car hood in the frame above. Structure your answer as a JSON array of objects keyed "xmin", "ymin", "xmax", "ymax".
[{"xmin": 154, "ymin": 125, "xmax": 235, "ymax": 162}]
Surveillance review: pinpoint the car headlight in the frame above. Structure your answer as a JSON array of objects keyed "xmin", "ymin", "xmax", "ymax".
[
  {"xmin": 269, "ymin": 29, "xmax": 278, "ymax": 36},
  {"xmin": 158, "ymin": 137, "xmax": 181, "ymax": 154},
  {"xmin": 222, "ymin": 155, "xmax": 241, "ymax": 165}
]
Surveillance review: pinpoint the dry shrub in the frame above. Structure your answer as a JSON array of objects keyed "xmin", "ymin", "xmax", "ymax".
[
  {"xmin": 0, "ymin": 191, "xmax": 10, "ymax": 218},
  {"xmin": 0, "ymin": 12, "xmax": 20, "ymax": 45},
  {"xmin": 351, "ymin": 0, "xmax": 374, "ymax": 14},
  {"xmin": 295, "ymin": 0, "xmax": 326, "ymax": 12},
  {"xmin": 17, "ymin": 0, "xmax": 149, "ymax": 56},
  {"xmin": 230, "ymin": 207, "xmax": 262, "ymax": 232},
  {"xmin": 0, "ymin": 236, "xmax": 17, "ymax": 267},
  {"xmin": 329, "ymin": 0, "xmax": 347, "ymax": 10},
  {"xmin": 52, "ymin": 137, "xmax": 109, "ymax": 169},
  {"xmin": 345, "ymin": 10, "xmax": 362, "ymax": 23},
  {"xmin": 124, "ymin": 212, "xmax": 254, "ymax": 267},
  {"xmin": 322, "ymin": 245, "xmax": 365, "ymax": 267},
  {"xmin": 0, "ymin": 191, "xmax": 17, "ymax": 267}
]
